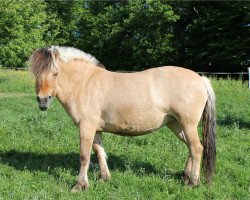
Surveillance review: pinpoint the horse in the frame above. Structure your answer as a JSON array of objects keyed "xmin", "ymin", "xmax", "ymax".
[{"xmin": 29, "ymin": 46, "xmax": 216, "ymax": 192}]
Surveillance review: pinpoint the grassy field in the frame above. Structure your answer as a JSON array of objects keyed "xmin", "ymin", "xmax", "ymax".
[{"xmin": 0, "ymin": 69, "xmax": 249, "ymax": 199}]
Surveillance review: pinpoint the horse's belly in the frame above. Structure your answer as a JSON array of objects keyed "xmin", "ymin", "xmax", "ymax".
[{"xmin": 101, "ymin": 111, "xmax": 173, "ymax": 136}]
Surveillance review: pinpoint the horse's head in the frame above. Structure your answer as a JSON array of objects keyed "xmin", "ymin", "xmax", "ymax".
[
  {"xmin": 35, "ymin": 70, "xmax": 58, "ymax": 111},
  {"xmin": 29, "ymin": 48, "xmax": 59, "ymax": 111},
  {"xmin": 29, "ymin": 46, "xmax": 104, "ymax": 111}
]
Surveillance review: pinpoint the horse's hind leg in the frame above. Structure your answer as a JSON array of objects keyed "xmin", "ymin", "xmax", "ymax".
[
  {"xmin": 181, "ymin": 123, "xmax": 203, "ymax": 186},
  {"xmin": 93, "ymin": 132, "xmax": 111, "ymax": 181},
  {"xmin": 166, "ymin": 120, "xmax": 192, "ymax": 183}
]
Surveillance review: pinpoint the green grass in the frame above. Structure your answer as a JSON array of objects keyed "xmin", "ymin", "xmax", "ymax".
[{"xmin": 0, "ymin": 69, "xmax": 249, "ymax": 199}]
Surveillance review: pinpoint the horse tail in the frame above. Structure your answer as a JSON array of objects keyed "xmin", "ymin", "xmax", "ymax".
[{"xmin": 201, "ymin": 77, "xmax": 216, "ymax": 184}]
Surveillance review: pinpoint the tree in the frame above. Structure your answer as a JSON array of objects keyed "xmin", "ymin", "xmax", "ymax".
[
  {"xmin": 173, "ymin": 1, "xmax": 249, "ymax": 72},
  {"xmin": 76, "ymin": 0, "xmax": 179, "ymax": 71},
  {"xmin": 0, "ymin": 0, "xmax": 47, "ymax": 68},
  {"xmin": 0, "ymin": 0, "xmax": 248, "ymax": 72},
  {"xmin": 43, "ymin": 0, "xmax": 83, "ymax": 46}
]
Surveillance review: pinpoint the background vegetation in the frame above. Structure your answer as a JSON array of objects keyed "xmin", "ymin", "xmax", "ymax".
[
  {"xmin": 0, "ymin": 69, "xmax": 249, "ymax": 199},
  {"xmin": 0, "ymin": 0, "xmax": 249, "ymax": 72},
  {"xmin": 0, "ymin": 1, "xmax": 249, "ymax": 199}
]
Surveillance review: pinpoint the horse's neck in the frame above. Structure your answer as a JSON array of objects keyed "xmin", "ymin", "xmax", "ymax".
[{"xmin": 55, "ymin": 60, "xmax": 99, "ymax": 104}]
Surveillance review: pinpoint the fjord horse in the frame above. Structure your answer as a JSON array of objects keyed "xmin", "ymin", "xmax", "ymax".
[{"xmin": 29, "ymin": 46, "xmax": 216, "ymax": 192}]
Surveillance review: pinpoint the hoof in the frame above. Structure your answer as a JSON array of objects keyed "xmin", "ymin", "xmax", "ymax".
[
  {"xmin": 182, "ymin": 171, "xmax": 191, "ymax": 185},
  {"xmin": 187, "ymin": 182, "xmax": 198, "ymax": 187},
  {"xmin": 182, "ymin": 171, "xmax": 199, "ymax": 187},
  {"xmin": 71, "ymin": 182, "xmax": 89, "ymax": 193},
  {"xmin": 183, "ymin": 174, "xmax": 190, "ymax": 185},
  {"xmin": 187, "ymin": 178, "xmax": 200, "ymax": 187},
  {"xmin": 100, "ymin": 171, "xmax": 111, "ymax": 181}
]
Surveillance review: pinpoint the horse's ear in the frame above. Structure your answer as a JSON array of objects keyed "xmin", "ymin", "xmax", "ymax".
[{"xmin": 53, "ymin": 49, "xmax": 60, "ymax": 61}]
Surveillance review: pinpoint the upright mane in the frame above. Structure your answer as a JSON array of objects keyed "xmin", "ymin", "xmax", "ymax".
[{"xmin": 29, "ymin": 46, "xmax": 104, "ymax": 77}]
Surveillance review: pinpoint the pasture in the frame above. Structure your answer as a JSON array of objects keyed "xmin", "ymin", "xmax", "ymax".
[{"xmin": 0, "ymin": 69, "xmax": 249, "ymax": 199}]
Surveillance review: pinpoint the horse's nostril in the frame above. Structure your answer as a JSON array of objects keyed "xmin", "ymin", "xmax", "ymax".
[
  {"xmin": 48, "ymin": 95, "xmax": 52, "ymax": 99},
  {"xmin": 36, "ymin": 96, "xmax": 40, "ymax": 102}
]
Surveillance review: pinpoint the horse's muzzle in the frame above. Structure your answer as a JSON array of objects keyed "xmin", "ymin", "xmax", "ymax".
[{"xmin": 37, "ymin": 96, "xmax": 52, "ymax": 111}]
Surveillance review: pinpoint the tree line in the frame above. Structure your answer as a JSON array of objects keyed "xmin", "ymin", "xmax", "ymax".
[{"xmin": 0, "ymin": 0, "xmax": 249, "ymax": 72}]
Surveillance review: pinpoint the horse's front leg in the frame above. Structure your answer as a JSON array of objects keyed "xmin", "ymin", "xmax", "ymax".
[{"xmin": 71, "ymin": 121, "xmax": 96, "ymax": 192}]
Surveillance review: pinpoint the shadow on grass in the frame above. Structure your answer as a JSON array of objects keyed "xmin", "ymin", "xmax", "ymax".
[
  {"xmin": 217, "ymin": 115, "xmax": 250, "ymax": 129},
  {"xmin": 0, "ymin": 150, "xmax": 79, "ymax": 177},
  {"xmin": 0, "ymin": 149, "xmax": 183, "ymax": 180}
]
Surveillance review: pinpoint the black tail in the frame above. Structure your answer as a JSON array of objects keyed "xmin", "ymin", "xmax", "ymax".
[{"xmin": 202, "ymin": 77, "xmax": 216, "ymax": 184}]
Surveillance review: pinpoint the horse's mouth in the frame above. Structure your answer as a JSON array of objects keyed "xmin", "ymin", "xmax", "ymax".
[
  {"xmin": 37, "ymin": 96, "xmax": 52, "ymax": 111},
  {"xmin": 39, "ymin": 106, "xmax": 48, "ymax": 111}
]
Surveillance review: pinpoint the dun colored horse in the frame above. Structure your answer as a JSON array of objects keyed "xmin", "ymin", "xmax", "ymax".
[{"xmin": 29, "ymin": 46, "xmax": 216, "ymax": 192}]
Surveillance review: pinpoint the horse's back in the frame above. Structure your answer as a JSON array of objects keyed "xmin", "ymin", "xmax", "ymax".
[{"xmin": 106, "ymin": 66, "xmax": 207, "ymax": 109}]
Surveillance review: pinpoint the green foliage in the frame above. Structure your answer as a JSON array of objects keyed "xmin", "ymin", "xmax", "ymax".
[
  {"xmin": 0, "ymin": 0, "xmax": 47, "ymax": 68},
  {"xmin": 0, "ymin": 0, "xmax": 83, "ymax": 68},
  {"xmin": 0, "ymin": 70, "xmax": 249, "ymax": 199},
  {"xmin": 43, "ymin": 0, "xmax": 83, "ymax": 46},
  {"xmin": 77, "ymin": 0, "xmax": 178, "ymax": 71},
  {"xmin": 190, "ymin": 2, "xmax": 249, "ymax": 71},
  {"xmin": 172, "ymin": 1, "xmax": 249, "ymax": 72},
  {"xmin": 0, "ymin": 1, "xmax": 248, "ymax": 71}
]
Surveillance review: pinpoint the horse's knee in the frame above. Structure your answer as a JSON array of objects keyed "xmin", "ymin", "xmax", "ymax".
[
  {"xmin": 80, "ymin": 154, "xmax": 90, "ymax": 165},
  {"xmin": 92, "ymin": 143, "xmax": 99, "ymax": 154},
  {"xmin": 191, "ymin": 144, "xmax": 203, "ymax": 158},
  {"xmin": 93, "ymin": 144, "xmax": 107, "ymax": 159}
]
